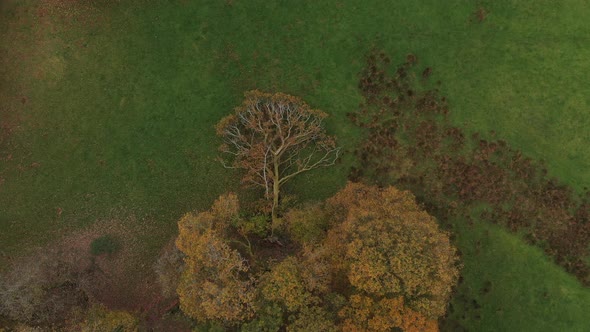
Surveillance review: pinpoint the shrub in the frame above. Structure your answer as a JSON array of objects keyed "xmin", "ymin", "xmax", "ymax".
[
  {"xmin": 90, "ymin": 235, "xmax": 121, "ymax": 256},
  {"xmin": 284, "ymin": 203, "xmax": 329, "ymax": 244},
  {"xmin": 240, "ymin": 302, "xmax": 283, "ymax": 332},
  {"xmin": 237, "ymin": 215, "xmax": 270, "ymax": 238},
  {"xmin": 79, "ymin": 304, "xmax": 138, "ymax": 332}
]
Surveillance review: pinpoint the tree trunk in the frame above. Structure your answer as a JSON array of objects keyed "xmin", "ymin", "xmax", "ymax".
[{"xmin": 272, "ymin": 159, "xmax": 280, "ymax": 231}]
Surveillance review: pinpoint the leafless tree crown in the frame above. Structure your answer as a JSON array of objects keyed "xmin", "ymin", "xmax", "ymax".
[{"xmin": 216, "ymin": 90, "xmax": 341, "ymax": 199}]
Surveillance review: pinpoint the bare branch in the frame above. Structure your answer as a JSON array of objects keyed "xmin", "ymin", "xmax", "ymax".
[
  {"xmin": 279, "ymin": 147, "xmax": 341, "ymax": 185},
  {"xmin": 216, "ymin": 90, "xmax": 341, "ymax": 222}
]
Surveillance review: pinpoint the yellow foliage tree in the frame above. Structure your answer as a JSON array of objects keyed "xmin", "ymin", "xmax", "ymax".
[
  {"xmin": 175, "ymin": 194, "xmax": 255, "ymax": 325},
  {"xmin": 260, "ymin": 256, "xmax": 316, "ymax": 312},
  {"xmin": 326, "ymin": 182, "xmax": 460, "ymax": 321},
  {"xmin": 257, "ymin": 247, "xmax": 335, "ymax": 330},
  {"xmin": 79, "ymin": 304, "xmax": 138, "ymax": 332},
  {"xmin": 339, "ymin": 295, "xmax": 437, "ymax": 332},
  {"xmin": 173, "ymin": 187, "xmax": 458, "ymax": 331},
  {"xmin": 287, "ymin": 305, "xmax": 337, "ymax": 332}
]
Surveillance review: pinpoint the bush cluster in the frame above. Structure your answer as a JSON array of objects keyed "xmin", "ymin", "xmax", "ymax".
[{"xmin": 90, "ymin": 235, "xmax": 121, "ymax": 256}]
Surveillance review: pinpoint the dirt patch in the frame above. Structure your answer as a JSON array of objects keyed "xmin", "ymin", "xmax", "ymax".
[
  {"xmin": 1, "ymin": 215, "xmax": 166, "ymax": 311},
  {"xmin": 54, "ymin": 217, "xmax": 164, "ymax": 312}
]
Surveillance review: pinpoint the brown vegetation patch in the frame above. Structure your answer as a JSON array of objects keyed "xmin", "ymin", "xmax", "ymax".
[
  {"xmin": 57, "ymin": 217, "xmax": 163, "ymax": 312},
  {"xmin": 349, "ymin": 49, "xmax": 590, "ymax": 284},
  {"xmin": 0, "ymin": 1, "xmax": 114, "ymax": 175},
  {"xmin": 1, "ymin": 1, "xmax": 104, "ymax": 82},
  {"xmin": 474, "ymin": 6, "xmax": 488, "ymax": 23},
  {"xmin": 0, "ymin": 214, "xmax": 168, "ymax": 328}
]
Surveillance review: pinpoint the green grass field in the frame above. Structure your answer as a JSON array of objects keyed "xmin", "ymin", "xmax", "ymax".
[
  {"xmin": 1, "ymin": 0, "xmax": 589, "ymax": 330},
  {"xmin": 445, "ymin": 221, "xmax": 590, "ymax": 331}
]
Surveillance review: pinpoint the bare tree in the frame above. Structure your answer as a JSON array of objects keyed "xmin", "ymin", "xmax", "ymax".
[{"xmin": 216, "ymin": 90, "xmax": 341, "ymax": 228}]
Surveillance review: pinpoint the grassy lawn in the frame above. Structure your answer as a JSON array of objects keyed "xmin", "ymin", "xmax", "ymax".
[
  {"xmin": 444, "ymin": 221, "xmax": 590, "ymax": 331},
  {"xmin": 1, "ymin": 0, "xmax": 589, "ymax": 329}
]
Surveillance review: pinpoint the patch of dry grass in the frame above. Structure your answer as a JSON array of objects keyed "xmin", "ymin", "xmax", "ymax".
[{"xmin": 1, "ymin": 213, "xmax": 166, "ymax": 322}]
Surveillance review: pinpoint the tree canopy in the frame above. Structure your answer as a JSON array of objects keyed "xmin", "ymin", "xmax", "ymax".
[
  {"xmin": 175, "ymin": 194, "xmax": 256, "ymax": 325},
  {"xmin": 216, "ymin": 90, "xmax": 340, "ymax": 226},
  {"xmin": 174, "ymin": 183, "xmax": 459, "ymax": 331},
  {"xmin": 326, "ymin": 182, "xmax": 460, "ymax": 322}
]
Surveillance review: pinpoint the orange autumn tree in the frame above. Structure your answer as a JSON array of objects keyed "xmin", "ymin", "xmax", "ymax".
[
  {"xmin": 325, "ymin": 182, "xmax": 460, "ymax": 331},
  {"xmin": 172, "ymin": 186, "xmax": 458, "ymax": 330},
  {"xmin": 254, "ymin": 246, "xmax": 336, "ymax": 331},
  {"xmin": 175, "ymin": 193, "xmax": 256, "ymax": 326},
  {"xmin": 339, "ymin": 295, "xmax": 438, "ymax": 332},
  {"xmin": 216, "ymin": 90, "xmax": 341, "ymax": 227}
]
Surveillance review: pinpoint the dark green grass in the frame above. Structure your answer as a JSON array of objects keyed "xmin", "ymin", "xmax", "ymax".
[
  {"xmin": 1, "ymin": 0, "xmax": 590, "ymax": 329},
  {"xmin": 90, "ymin": 234, "xmax": 121, "ymax": 256}
]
